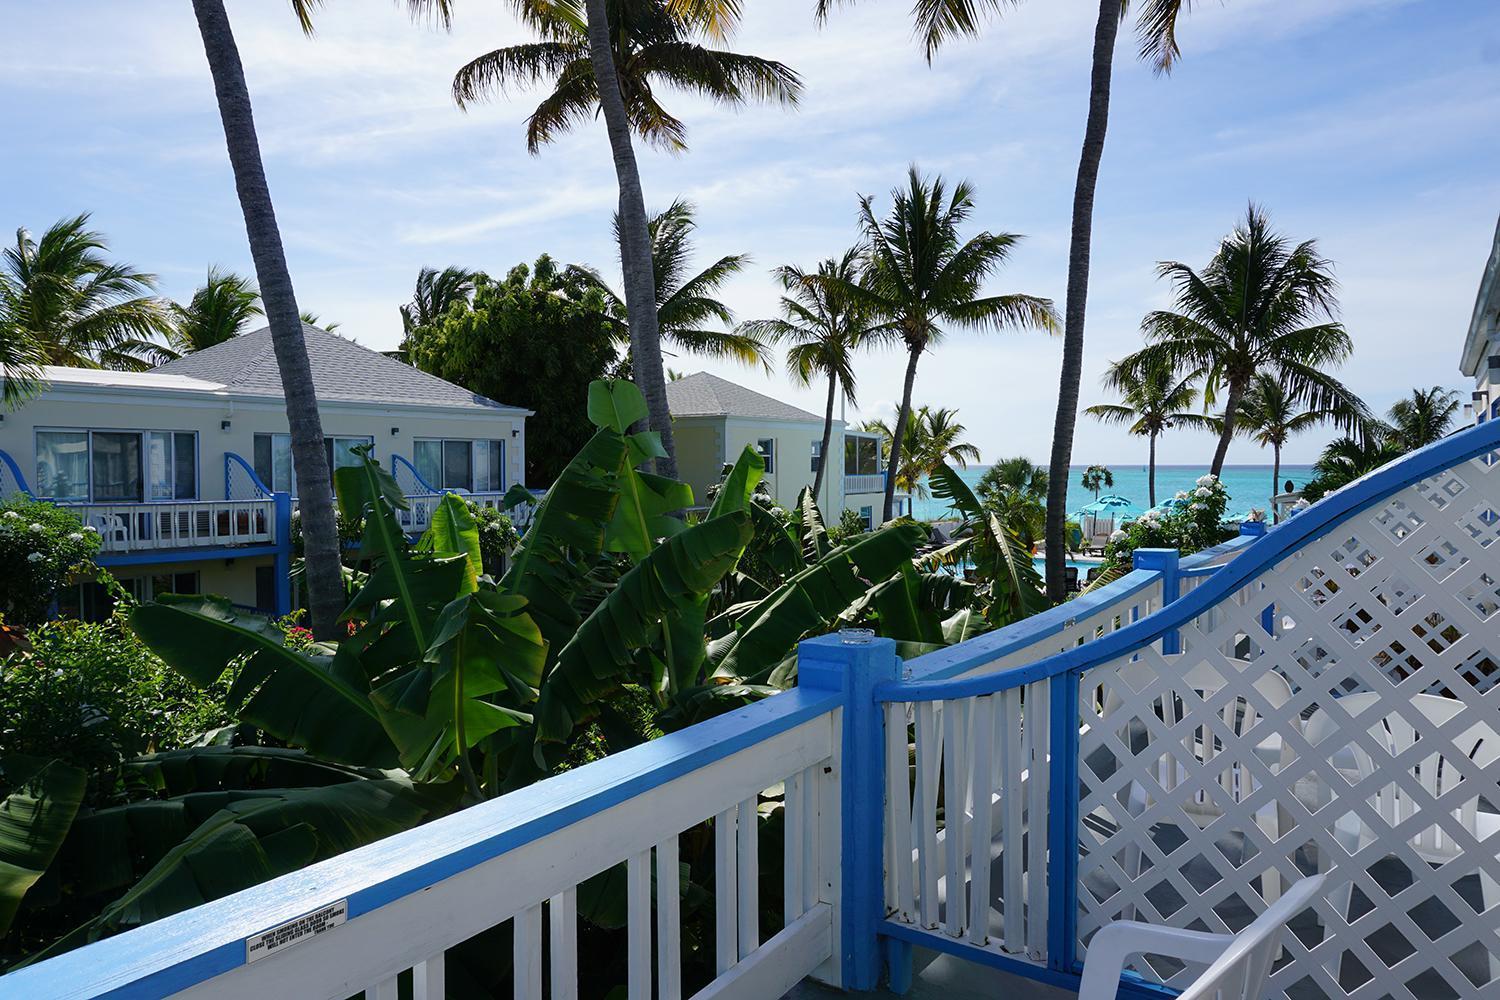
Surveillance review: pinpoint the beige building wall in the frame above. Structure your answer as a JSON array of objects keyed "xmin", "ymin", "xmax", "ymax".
[
  {"xmin": 1, "ymin": 388, "xmax": 527, "ymax": 500},
  {"xmin": 670, "ymin": 420, "xmax": 724, "ymax": 509}
]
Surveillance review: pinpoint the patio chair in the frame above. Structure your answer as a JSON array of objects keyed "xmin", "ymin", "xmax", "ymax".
[
  {"xmin": 1077, "ymin": 874, "xmax": 1326, "ymax": 1000},
  {"xmin": 87, "ymin": 511, "xmax": 130, "ymax": 549}
]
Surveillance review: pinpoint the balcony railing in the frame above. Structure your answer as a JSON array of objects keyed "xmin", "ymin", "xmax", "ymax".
[
  {"xmin": 843, "ymin": 471, "xmax": 885, "ymax": 494},
  {"xmin": 10, "ymin": 420, "xmax": 1500, "ymax": 998},
  {"xmin": 64, "ymin": 498, "xmax": 279, "ymax": 553}
]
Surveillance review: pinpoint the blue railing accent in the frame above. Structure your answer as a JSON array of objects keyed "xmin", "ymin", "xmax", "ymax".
[
  {"xmin": 390, "ymin": 454, "xmax": 442, "ymax": 495},
  {"xmin": 1131, "ymin": 548, "xmax": 1180, "ymax": 654},
  {"xmin": 1046, "ymin": 666, "xmax": 1082, "ymax": 974},
  {"xmin": 0, "ymin": 447, "xmax": 33, "ymax": 496},
  {"xmin": 224, "ymin": 451, "xmax": 273, "ymax": 500}
]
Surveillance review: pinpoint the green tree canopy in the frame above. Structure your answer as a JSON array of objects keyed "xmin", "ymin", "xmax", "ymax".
[{"xmin": 405, "ymin": 256, "xmax": 621, "ymax": 486}]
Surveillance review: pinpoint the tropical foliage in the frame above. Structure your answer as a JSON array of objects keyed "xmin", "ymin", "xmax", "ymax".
[
  {"xmin": 1387, "ymin": 386, "xmax": 1460, "ymax": 450},
  {"xmin": 1300, "ymin": 386, "xmax": 1461, "ymax": 502},
  {"xmin": 1080, "ymin": 463, "xmax": 1113, "ymax": 500},
  {"xmin": 1097, "ymin": 474, "xmax": 1233, "ymax": 578},
  {"xmin": 0, "ymin": 497, "xmax": 100, "ymax": 627},
  {"xmin": 1231, "ymin": 370, "xmax": 1368, "ymax": 518},
  {"xmin": 841, "ymin": 167, "xmax": 1056, "ymax": 519},
  {"xmin": 405, "ymin": 256, "xmax": 622, "ymax": 485},
  {"xmin": 975, "ymin": 457, "xmax": 1048, "ymax": 549},
  {"xmin": 1114, "ymin": 204, "xmax": 1358, "ymax": 477},
  {"xmin": 569, "ymin": 200, "xmax": 772, "ymax": 369},
  {"xmin": 0, "ymin": 215, "xmax": 172, "ymax": 400},
  {"xmin": 159, "ymin": 267, "xmax": 262, "ymax": 358},
  {"xmin": 1085, "ymin": 359, "xmax": 1218, "ymax": 507}
]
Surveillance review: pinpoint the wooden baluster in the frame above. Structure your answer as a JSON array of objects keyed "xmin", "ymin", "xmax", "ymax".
[
  {"xmin": 628, "ymin": 850, "xmax": 652, "ymax": 999},
  {"xmin": 886, "ymin": 702, "xmax": 915, "ymax": 922},
  {"xmin": 657, "ymin": 836, "xmax": 682, "ymax": 1000},
  {"xmin": 916, "ymin": 701, "xmax": 941, "ymax": 929},
  {"xmin": 1001, "ymin": 686, "xmax": 1025, "ymax": 951},
  {"xmin": 413, "ymin": 955, "xmax": 444, "ymax": 1000},
  {"xmin": 967, "ymin": 694, "xmax": 995, "ymax": 946},
  {"xmin": 785, "ymin": 769, "xmax": 805, "ymax": 923},
  {"xmin": 1025, "ymin": 680, "xmax": 1050, "ymax": 958},
  {"xmin": 549, "ymin": 889, "xmax": 578, "ymax": 1000},
  {"xmin": 737, "ymin": 796, "xmax": 759, "ymax": 958},
  {"xmin": 715, "ymin": 806, "xmax": 738, "ymax": 973},
  {"xmin": 513, "ymin": 903, "xmax": 543, "ymax": 1000},
  {"xmin": 943, "ymin": 699, "xmax": 967, "ymax": 937}
]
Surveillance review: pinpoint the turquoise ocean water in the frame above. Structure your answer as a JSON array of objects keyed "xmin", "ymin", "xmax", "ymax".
[{"xmin": 910, "ymin": 464, "xmax": 1313, "ymax": 524}]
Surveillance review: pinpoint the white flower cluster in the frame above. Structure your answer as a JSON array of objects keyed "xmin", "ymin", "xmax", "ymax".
[
  {"xmin": 1109, "ymin": 528, "xmax": 1127, "ymax": 543},
  {"xmin": 1, "ymin": 510, "xmax": 16, "ymax": 519},
  {"xmin": 26, "ymin": 551, "xmax": 45, "ymax": 563},
  {"xmin": 1196, "ymin": 474, "xmax": 1218, "ymax": 488}
]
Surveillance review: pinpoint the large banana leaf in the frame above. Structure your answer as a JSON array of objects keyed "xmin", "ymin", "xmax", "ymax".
[
  {"xmin": 23, "ymin": 777, "xmax": 458, "ymax": 964},
  {"xmin": 123, "ymin": 746, "xmax": 389, "ymax": 798},
  {"xmin": 417, "ymin": 492, "xmax": 484, "ymax": 593},
  {"xmin": 131, "ymin": 597, "xmax": 399, "ymax": 768},
  {"xmin": 537, "ymin": 511, "xmax": 755, "ymax": 742},
  {"xmin": 791, "ymin": 487, "xmax": 831, "ymax": 562},
  {"xmin": 0, "ymin": 756, "xmax": 85, "ymax": 937},
  {"xmin": 587, "ymin": 381, "xmax": 693, "ymax": 558},
  {"xmin": 706, "ymin": 519, "xmax": 929, "ymax": 680}
]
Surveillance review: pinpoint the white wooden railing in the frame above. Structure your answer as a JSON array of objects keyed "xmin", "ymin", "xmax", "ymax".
[
  {"xmin": 4, "ymin": 689, "xmax": 846, "ymax": 1000},
  {"xmin": 65, "ymin": 499, "xmax": 277, "ymax": 553},
  {"xmin": 843, "ymin": 473, "xmax": 885, "ymax": 495}
]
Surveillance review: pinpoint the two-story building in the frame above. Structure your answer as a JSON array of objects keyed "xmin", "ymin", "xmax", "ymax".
[
  {"xmin": 665, "ymin": 372, "xmax": 890, "ymax": 528},
  {"xmin": 0, "ymin": 324, "xmax": 530, "ymax": 619},
  {"xmin": 1460, "ymin": 216, "xmax": 1500, "ymax": 422}
]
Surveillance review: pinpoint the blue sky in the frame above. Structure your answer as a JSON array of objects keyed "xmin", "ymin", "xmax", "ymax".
[{"xmin": 2, "ymin": 0, "xmax": 1497, "ymax": 465}]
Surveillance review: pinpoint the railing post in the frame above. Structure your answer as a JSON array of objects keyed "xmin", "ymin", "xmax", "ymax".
[
  {"xmin": 1238, "ymin": 521, "xmax": 1275, "ymax": 633},
  {"xmin": 273, "ymin": 491, "xmax": 292, "ymax": 616},
  {"xmin": 1133, "ymin": 548, "xmax": 1181, "ymax": 654},
  {"xmin": 797, "ymin": 631, "xmax": 901, "ymax": 992},
  {"xmin": 1046, "ymin": 667, "xmax": 1082, "ymax": 974}
]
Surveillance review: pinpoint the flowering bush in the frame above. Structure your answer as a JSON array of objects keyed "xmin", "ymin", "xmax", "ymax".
[
  {"xmin": 467, "ymin": 502, "xmax": 519, "ymax": 576},
  {"xmin": 1101, "ymin": 474, "xmax": 1234, "ymax": 569},
  {"xmin": 0, "ymin": 496, "xmax": 101, "ymax": 626}
]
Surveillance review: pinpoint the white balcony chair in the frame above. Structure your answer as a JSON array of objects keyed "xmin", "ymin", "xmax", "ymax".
[
  {"xmin": 1106, "ymin": 659, "xmax": 1296, "ymax": 910},
  {"xmin": 1304, "ymin": 692, "xmax": 1500, "ymax": 979},
  {"xmin": 87, "ymin": 511, "xmax": 130, "ymax": 549},
  {"xmin": 1077, "ymin": 874, "xmax": 1325, "ymax": 1000}
]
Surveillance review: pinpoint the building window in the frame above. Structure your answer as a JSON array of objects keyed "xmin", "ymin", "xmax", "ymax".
[
  {"xmin": 810, "ymin": 440, "xmax": 822, "ymax": 473},
  {"xmin": 845, "ymin": 435, "xmax": 880, "ymax": 476},
  {"xmin": 254, "ymin": 434, "xmax": 373, "ymax": 494},
  {"xmin": 414, "ymin": 439, "xmax": 504, "ymax": 492},
  {"xmin": 58, "ymin": 571, "xmax": 198, "ymax": 623},
  {"xmin": 36, "ymin": 429, "xmax": 196, "ymax": 502},
  {"xmin": 756, "ymin": 438, "xmax": 776, "ymax": 475},
  {"xmin": 859, "ymin": 505, "xmax": 874, "ymax": 531}
]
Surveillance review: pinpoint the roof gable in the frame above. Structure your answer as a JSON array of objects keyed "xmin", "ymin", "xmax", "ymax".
[{"xmin": 152, "ymin": 324, "xmax": 524, "ymax": 412}]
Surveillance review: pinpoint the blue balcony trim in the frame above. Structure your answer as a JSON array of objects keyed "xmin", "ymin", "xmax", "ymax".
[
  {"xmin": 878, "ymin": 415, "xmax": 1500, "ymax": 704},
  {"xmin": 390, "ymin": 453, "xmax": 441, "ymax": 494},
  {"xmin": 96, "ymin": 543, "xmax": 283, "ymax": 567},
  {"xmin": 2, "ymin": 687, "xmax": 841, "ymax": 1000},
  {"xmin": 898, "ymin": 569, "xmax": 1162, "ymax": 684},
  {"xmin": 1046, "ymin": 668, "xmax": 1082, "ymax": 973},
  {"xmin": 0, "ymin": 447, "xmax": 33, "ymax": 495},
  {"xmin": 1131, "ymin": 549, "xmax": 1180, "ymax": 655},
  {"xmin": 223, "ymin": 451, "xmax": 273, "ymax": 500}
]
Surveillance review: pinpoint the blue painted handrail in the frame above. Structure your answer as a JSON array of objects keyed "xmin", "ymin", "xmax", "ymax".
[
  {"xmin": 223, "ymin": 451, "xmax": 274, "ymax": 500},
  {"xmin": 390, "ymin": 453, "xmax": 442, "ymax": 494},
  {"xmin": 0, "ymin": 447, "xmax": 34, "ymax": 496},
  {"xmin": 879, "ymin": 417, "xmax": 1500, "ymax": 704}
]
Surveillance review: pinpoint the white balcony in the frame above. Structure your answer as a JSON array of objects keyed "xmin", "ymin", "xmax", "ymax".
[
  {"xmin": 63, "ymin": 498, "xmax": 279, "ymax": 553},
  {"xmin": 843, "ymin": 472, "xmax": 885, "ymax": 494}
]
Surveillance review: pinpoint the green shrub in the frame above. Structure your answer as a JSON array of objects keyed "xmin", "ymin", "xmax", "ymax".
[
  {"xmin": 0, "ymin": 612, "xmax": 236, "ymax": 798},
  {"xmin": 0, "ymin": 497, "xmax": 101, "ymax": 626},
  {"xmin": 827, "ymin": 508, "xmax": 868, "ymax": 545}
]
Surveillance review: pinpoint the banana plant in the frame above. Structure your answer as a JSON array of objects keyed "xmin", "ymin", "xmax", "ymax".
[{"xmin": 925, "ymin": 463, "xmax": 1049, "ymax": 626}]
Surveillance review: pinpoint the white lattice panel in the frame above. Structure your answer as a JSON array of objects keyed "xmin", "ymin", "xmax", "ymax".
[{"xmin": 1077, "ymin": 455, "xmax": 1500, "ymax": 999}]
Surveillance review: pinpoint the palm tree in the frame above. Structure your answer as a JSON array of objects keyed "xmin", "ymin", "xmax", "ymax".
[
  {"xmin": 453, "ymin": 0, "xmax": 801, "ymax": 477},
  {"xmin": 737, "ymin": 248, "xmax": 871, "ymax": 505},
  {"xmin": 1080, "ymin": 464, "xmax": 1113, "ymax": 501},
  {"xmin": 847, "ymin": 167, "xmax": 1057, "ymax": 520},
  {"xmin": 976, "ymin": 456, "xmax": 1048, "ymax": 548},
  {"xmin": 0, "ymin": 215, "xmax": 172, "ymax": 389},
  {"xmin": 188, "ymin": 0, "xmax": 451, "ymax": 636},
  {"xmin": 1084, "ymin": 359, "xmax": 1218, "ymax": 507},
  {"xmin": 1388, "ymin": 386, "xmax": 1460, "ymax": 449},
  {"xmin": 874, "ymin": 405, "xmax": 982, "ymax": 499},
  {"xmin": 160, "ymin": 267, "xmax": 263, "ymax": 359},
  {"xmin": 401, "ymin": 266, "xmax": 476, "ymax": 335},
  {"xmin": 1232, "ymin": 370, "xmax": 1368, "ymax": 519},
  {"xmin": 1302, "ymin": 435, "xmax": 1404, "ymax": 503},
  {"xmin": 570, "ymin": 200, "xmax": 772, "ymax": 370},
  {"xmin": 1116, "ymin": 204, "xmax": 1355, "ymax": 479},
  {"xmin": 809, "ymin": 0, "xmax": 1219, "ymax": 602}
]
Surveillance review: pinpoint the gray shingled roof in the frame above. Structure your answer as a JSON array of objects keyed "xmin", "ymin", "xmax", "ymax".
[
  {"xmin": 153, "ymin": 324, "xmax": 525, "ymax": 412},
  {"xmin": 666, "ymin": 372, "xmax": 822, "ymax": 422}
]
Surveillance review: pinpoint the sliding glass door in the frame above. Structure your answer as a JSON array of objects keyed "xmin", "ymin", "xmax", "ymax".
[{"xmin": 36, "ymin": 429, "xmax": 197, "ymax": 503}]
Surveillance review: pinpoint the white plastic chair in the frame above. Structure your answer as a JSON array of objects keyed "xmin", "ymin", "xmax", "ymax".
[
  {"xmin": 1077, "ymin": 874, "xmax": 1326, "ymax": 1000},
  {"xmin": 88, "ymin": 511, "xmax": 130, "ymax": 550}
]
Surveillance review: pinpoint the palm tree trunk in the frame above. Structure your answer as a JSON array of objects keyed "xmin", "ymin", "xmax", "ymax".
[
  {"xmin": 1044, "ymin": 0, "xmax": 1122, "ymax": 604},
  {"xmin": 582, "ymin": 0, "xmax": 676, "ymax": 479},
  {"xmin": 1210, "ymin": 379, "xmax": 1246, "ymax": 477},
  {"xmin": 1271, "ymin": 444, "xmax": 1281, "ymax": 524},
  {"xmin": 1148, "ymin": 432, "xmax": 1157, "ymax": 509},
  {"xmin": 884, "ymin": 347, "xmax": 921, "ymax": 521},
  {"xmin": 814, "ymin": 374, "xmax": 835, "ymax": 501},
  {"xmin": 191, "ymin": 0, "xmax": 344, "ymax": 639}
]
